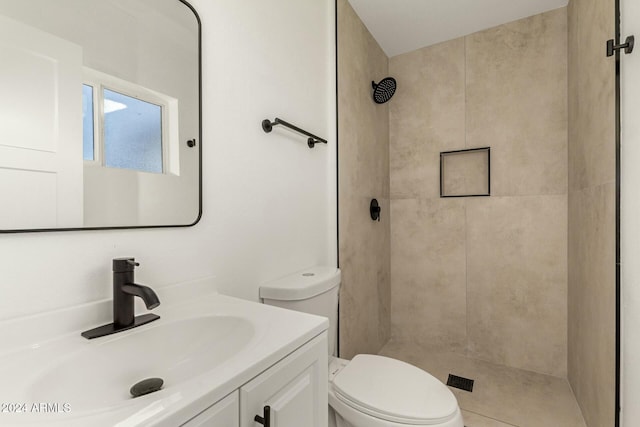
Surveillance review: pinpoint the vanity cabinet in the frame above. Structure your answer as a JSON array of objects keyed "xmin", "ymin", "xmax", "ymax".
[
  {"xmin": 182, "ymin": 391, "xmax": 239, "ymax": 426},
  {"xmin": 181, "ymin": 333, "xmax": 327, "ymax": 427},
  {"xmin": 240, "ymin": 333, "xmax": 328, "ymax": 427}
]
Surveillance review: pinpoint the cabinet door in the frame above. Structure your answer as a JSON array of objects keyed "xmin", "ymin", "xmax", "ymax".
[
  {"xmin": 181, "ymin": 391, "xmax": 239, "ymax": 427},
  {"xmin": 240, "ymin": 333, "xmax": 328, "ymax": 427}
]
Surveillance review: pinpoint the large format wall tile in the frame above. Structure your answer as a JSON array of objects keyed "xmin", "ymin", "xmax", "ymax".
[
  {"xmin": 337, "ymin": 0, "xmax": 390, "ymax": 359},
  {"xmin": 390, "ymin": 198, "xmax": 467, "ymax": 349},
  {"xmin": 338, "ymin": 0, "xmax": 389, "ymax": 201},
  {"xmin": 339, "ymin": 195, "xmax": 391, "ymax": 358},
  {"xmin": 389, "ymin": 38, "xmax": 465, "ymax": 199},
  {"xmin": 570, "ymin": 0, "xmax": 615, "ymax": 191},
  {"xmin": 568, "ymin": 184, "xmax": 615, "ymax": 427},
  {"xmin": 567, "ymin": 0, "xmax": 616, "ymax": 425},
  {"xmin": 466, "ymin": 8, "xmax": 568, "ymax": 197},
  {"xmin": 568, "ymin": 0, "xmax": 580, "ymax": 194},
  {"xmin": 466, "ymin": 195, "xmax": 568, "ymax": 376},
  {"xmin": 388, "ymin": 9, "xmax": 568, "ymax": 378}
]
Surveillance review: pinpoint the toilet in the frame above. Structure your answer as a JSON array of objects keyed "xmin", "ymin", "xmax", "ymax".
[{"xmin": 260, "ymin": 267, "xmax": 464, "ymax": 427}]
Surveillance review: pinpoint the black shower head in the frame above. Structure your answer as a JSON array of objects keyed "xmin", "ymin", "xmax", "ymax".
[{"xmin": 372, "ymin": 77, "xmax": 396, "ymax": 104}]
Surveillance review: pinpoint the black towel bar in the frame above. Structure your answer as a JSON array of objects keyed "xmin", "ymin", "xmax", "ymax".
[{"xmin": 262, "ymin": 117, "xmax": 327, "ymax": 148}]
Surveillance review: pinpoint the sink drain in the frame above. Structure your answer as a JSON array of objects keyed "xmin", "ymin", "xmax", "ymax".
[{"xmin": 130, "ymin": 378, "xmax": 164, "ymax": 398}]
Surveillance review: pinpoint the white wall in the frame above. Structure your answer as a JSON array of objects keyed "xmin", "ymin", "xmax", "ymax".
[
  {"xmin": 0, "ymin": 0, "xmax": 337, "ymax": 321},
  {"xmin": 622, "ymin": 0, "xmax": 640, "ymax": 421}
]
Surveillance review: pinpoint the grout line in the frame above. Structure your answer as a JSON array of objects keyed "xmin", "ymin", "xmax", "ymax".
[
  {"xmin": 390, "ymin": 193, "xmax": 568, "ymax": 201},
  {"xmin": 464, "ymin": 196, "xmax": 469, "ymax": 355},
  {"xmin": 463, "ymin": 35, "xmax": 470, "ymax": 357},
  {"xmin": 461, "ymin": 408, "xmax": 521, "ymax": 427},
  {"xmin": 464, "ymin": 35, "xmax": 468, "ymax": 150}
]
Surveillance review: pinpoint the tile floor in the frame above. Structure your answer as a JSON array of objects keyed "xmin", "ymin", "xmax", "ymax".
[{"xmin": 378, "ymin": 340, "xmax": 587, "ymax": 427}]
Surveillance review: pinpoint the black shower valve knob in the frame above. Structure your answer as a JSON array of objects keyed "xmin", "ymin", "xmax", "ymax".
[{"xmin": 370, "ymin": 199, "xmax": 381, "ymax": 221}]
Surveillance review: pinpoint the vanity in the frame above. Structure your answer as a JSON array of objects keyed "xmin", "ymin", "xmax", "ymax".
[
  {"xmin": 0, "ymin": 1, "xmax": 329, "ymax": 424},
  {"xmin": 0, "ymin": 279, "xmax": 328, "ymax": 426}
]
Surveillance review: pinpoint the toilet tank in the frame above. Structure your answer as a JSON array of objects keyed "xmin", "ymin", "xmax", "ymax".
[{"xmin": 260, "ymin": 266, "xmax": 341, "ymax": 357}]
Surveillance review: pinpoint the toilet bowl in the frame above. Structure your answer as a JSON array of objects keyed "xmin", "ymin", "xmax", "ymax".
[
  {"xmin": 261, "ymin": 267, "xmax": 464, "ymax": 427},
  {"xmin": 327, "ymin": 356, "xmax": 463, "ymax": 427}
]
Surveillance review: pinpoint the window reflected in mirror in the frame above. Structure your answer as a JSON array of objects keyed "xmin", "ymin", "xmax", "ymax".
[
  {"xmin": 103, "ymin": 89, "xmax": 164, "ymax": 174},
  {"xmin": 82, "ymin": 84, "xmax": 95, "ymax": 161}
]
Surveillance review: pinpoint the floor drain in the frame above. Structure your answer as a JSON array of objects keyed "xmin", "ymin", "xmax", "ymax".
[{"xmin": 446, "ymin": 374, "xmax": 474, "ymax": 392}]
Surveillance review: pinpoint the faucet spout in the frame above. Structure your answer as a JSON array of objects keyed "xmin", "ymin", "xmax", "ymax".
[
  {"xmin": 81, "ymin": 258, "xmax": 161, "ymax": 339},
  {"xmin": 111, "ymin": 258, "xmax": 161, "ymax": 329},
  {"xmin": 121, "ymin": 283, "xmax": 160, "ymax": 310}
]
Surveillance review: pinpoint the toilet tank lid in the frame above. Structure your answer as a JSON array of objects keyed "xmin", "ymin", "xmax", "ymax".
[{"xmin": 260, "ymin": 266, "xmax": 341, "ymax": 301}]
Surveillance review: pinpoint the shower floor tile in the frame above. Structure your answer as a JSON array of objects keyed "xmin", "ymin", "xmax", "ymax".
[
  {"xmin": 378, "ymin": 340, "xmax": 587, "ymax": 427},
  {"xmin": 461, "ymin": 410, "xmax": 517, "ymax": 426}
]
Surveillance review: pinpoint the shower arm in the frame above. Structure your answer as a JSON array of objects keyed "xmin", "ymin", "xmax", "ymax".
[{"xmin": 262, "ymin": 117, "xmax": 328, "ymax": 148}]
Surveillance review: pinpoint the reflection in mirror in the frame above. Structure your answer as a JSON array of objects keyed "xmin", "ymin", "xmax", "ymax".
[{"xmin": 0, "ymin": 0, "xmax": 201, "ymax": 231}]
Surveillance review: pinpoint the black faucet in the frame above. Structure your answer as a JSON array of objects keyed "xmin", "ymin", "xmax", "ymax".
[{"xmin": 81, "ymin": 258, "xmax": 161, "ymax": 339}]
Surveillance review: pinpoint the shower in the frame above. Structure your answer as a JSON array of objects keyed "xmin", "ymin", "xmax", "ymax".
[{"xmin": 371, "ymin": 77, "xmax": 396, "ymax": 104}]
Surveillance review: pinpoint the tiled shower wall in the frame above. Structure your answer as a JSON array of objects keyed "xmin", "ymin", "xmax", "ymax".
[
  {"xmin": 567, "ymin": 0, "xmax": 616, "ymax": 425},
  {"xmin": 337, "ymin": 0, "xmax": 391, "ymax": 359},
  {"xmin": 389, "ymin": 9, "xmax": 569, "ymax": 377}
]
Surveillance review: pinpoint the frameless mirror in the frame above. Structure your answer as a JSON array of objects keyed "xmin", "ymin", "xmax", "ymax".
[{"xmin": 0, "ymin": 0, "xmax": 201, "ymax": 232}]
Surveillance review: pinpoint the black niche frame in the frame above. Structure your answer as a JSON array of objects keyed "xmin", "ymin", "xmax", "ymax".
[{"xmin": 439, "ymin": 147, "xmax": 491, "ymax": 198}]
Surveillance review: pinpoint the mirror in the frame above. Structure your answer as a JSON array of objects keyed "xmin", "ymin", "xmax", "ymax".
[{"xmin": 0, "ymin": 0, "xmax": 201, "ymax": 232}]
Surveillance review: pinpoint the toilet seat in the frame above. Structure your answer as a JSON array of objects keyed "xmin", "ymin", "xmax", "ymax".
[{"xmin": 332, "ymin": 355, "xmax": 459, "ymax": 425}]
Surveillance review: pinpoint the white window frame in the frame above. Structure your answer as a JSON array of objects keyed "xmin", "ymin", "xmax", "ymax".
[{"xmin": 83, "ymin": 68, "xmax": 180, "ymax": 175}]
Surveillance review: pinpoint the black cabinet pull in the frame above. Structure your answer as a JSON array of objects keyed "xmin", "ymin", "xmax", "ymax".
[{"xmin": 254, "ymin": 405, "xmax": 271, "ymax": 426}]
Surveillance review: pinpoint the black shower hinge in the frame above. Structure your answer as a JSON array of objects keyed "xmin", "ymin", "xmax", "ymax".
[{"xmin": 607, "ymin": 35, "xmax": 635, "ymax": 57}]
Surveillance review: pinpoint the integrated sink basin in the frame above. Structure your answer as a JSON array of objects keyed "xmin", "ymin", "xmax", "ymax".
[
  {"xmin": 28, "ymin": 316, "xmax": 254, "ymax": 414},
  {"xmin": 0, "ymin": 286, "xmax": 328, "ymax": 427}
]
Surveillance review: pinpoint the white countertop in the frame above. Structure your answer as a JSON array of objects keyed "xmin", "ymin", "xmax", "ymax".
[{"xmin": 0, "ymin": 279, "xmax": 328, "ymax": 426}]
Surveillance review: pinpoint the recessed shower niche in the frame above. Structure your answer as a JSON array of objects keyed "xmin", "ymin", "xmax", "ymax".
[{"xmin": 440, "ymin": 147, "xmax": 490, "ymax": 197}]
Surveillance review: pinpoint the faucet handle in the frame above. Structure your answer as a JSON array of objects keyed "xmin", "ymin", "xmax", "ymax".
[{"xmin": 113, "ymin": 257, "xmax": 140, "ymax": 273}]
